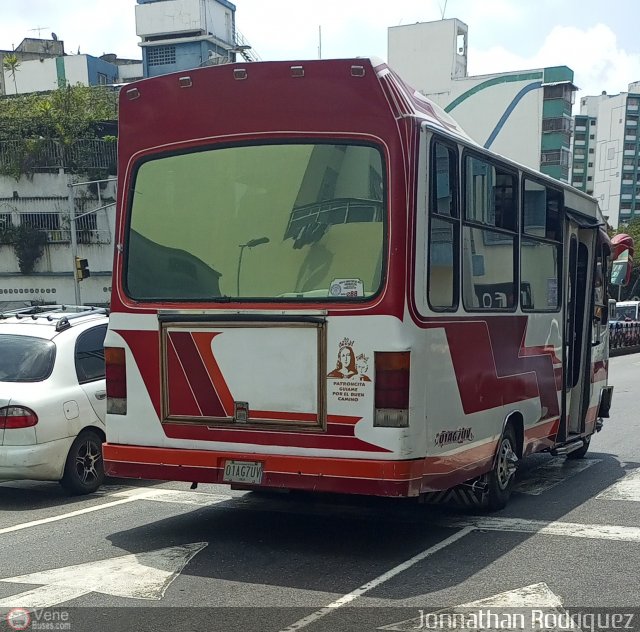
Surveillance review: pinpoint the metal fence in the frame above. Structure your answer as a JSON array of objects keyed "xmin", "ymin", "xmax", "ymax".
[
  {"xmin": 610, "ymin": 321, "xmax": 640, "ymax": 352},
  {"xmin": 0, "ymin": 139, "xmax": 117, "ymax": 174},
  {"xmin": 0, "ymin": 210, "xmax": 112, "ymax": 245}
]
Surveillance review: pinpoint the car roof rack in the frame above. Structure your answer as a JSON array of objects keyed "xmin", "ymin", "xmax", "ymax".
[{"xmin": 0, "ymin": 304, "xmax": 109, "ymax": 332}]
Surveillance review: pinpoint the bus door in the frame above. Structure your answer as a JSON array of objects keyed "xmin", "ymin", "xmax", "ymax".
[{"xmin": 562, "ymin": 216, "xmax": 596, "ymax": 438}]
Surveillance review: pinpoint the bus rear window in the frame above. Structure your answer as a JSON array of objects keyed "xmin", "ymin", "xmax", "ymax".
[{"xmin": 126, "ymin": 143, "xmax": 386, "ymax": 301}]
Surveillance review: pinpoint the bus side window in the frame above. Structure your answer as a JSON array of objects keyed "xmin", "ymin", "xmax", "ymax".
[
  {"xmin": 427, "ymin": 141, "xmax": 459, "ymax": 311},
  {"xmin": 520, "ymin": 179, "xmax": 562, "ymax": 312},
  {"xmin": 461, "ymin": 154, "xmax": 518, "ymax": 311}
]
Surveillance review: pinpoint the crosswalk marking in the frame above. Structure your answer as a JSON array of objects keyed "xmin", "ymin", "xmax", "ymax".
[
  {"xmin": 596, "ymin": 468, "xmax": 640, "ymax": 501},
  {"xmin": 514, "ymin": 458, "xmax": 600, "ymax": 496},
  {"xmin": 449, "ymin": 516, "xmax": 640, "ymax": 543}
]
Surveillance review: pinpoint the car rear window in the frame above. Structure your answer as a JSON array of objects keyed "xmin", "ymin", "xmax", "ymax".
[{"xmin": 0, "ymin": 335, "xmax": 56, "ymax": 382}]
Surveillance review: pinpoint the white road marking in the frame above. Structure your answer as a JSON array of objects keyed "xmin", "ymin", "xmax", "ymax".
[
  {"xmin": 113, "ymin": 488, "xmax": 233, "ymax": 506},
  {"xmin": 114, "ymin": 488, "xmax": 640, "ymax": 544},
  {"xmin": 379, "ymin": 583, "xmax": 578, "ymax": 631},
  {"xmin": 0, "ymin": 489, "xmax": 162, "ymax": 536},
  {"xmin": 514, "ymin": 458, "xmax": 600, "ymax": 496},
  {"xmin": 277, "ymin": 527, "xmax": 475, "ymax": 632},
  {"xmin": 0, "ymin": 542, "xmax": 207, "ymax": 613},
  {"xmin": 450, "ymin": 516, "xmax": 640, "ymax": 542},
  {"xmin": 596, "ymin": 468, "xmax": 640, "ymax": 501}
]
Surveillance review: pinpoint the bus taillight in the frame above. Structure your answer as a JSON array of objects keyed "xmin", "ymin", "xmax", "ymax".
[
  {"xmin": 374, "ymin": 351, "xmax": 410, "ymax": 427},
  {"xmin": 105, "ymin": 347, "xmax": 127, "ymax": 415}
]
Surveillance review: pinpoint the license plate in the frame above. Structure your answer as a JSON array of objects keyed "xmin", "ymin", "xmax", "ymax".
[{"xmin": 222, "ymin": 460, "xmax": 263, "ymax": 484}]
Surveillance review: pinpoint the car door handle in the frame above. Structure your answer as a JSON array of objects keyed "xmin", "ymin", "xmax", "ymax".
[{"xmin": 95, "ymin": 391, "xmax": 107, "ymax": 400}]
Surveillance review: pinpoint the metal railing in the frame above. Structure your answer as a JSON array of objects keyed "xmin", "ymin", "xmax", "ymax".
[
  {"xmin": 0, "ymin": 139, "xmax": 117, "ymax": 173},
  {"xmin": 0, "ymin": 210, "xmax": 112, "ymax": 246},
  {"xmin": 232, "ymin": 29, "xmax": 261, "ymax": 62},
  {"xmin": 610, "ymin": 321, "xmax": 640, "ymax": 351}
]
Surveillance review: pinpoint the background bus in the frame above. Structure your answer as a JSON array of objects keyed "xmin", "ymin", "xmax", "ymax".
[{"xmin": 614, "ymin": 301, "xmax": 640, "ymax": 322}]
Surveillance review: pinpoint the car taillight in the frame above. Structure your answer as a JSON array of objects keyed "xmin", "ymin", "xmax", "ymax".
[
  {"xmin": 0, "ymin": 406, "xmax": 38, "ymax": 429},
  {"xmin": 105, "ymin": 347, "xmax": 127, "ymax": 415},
  {"xmin": 374, "ymin": 351, "xmax": 410, "ymax": 428}
]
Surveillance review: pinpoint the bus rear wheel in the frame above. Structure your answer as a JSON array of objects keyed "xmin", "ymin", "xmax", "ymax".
[{"xmin": 484, "ymin": 425, "xmax": 519, "ymax": 511}]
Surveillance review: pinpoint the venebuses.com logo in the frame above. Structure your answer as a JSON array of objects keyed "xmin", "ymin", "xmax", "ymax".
[
  {"xmin": 5, "ymin": 608, "xmax": 70, "ymax": 631},
  {"xmin": 6, "ymin": 609, "xmax": 31, "ymax": 631}
]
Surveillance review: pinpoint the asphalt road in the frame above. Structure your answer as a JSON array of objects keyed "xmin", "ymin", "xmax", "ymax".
[{"xmin": 1, "ymin": 353, "xmax": 639, "ymax": 632}]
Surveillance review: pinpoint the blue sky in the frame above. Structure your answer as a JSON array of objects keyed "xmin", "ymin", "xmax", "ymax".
[{"xmin": 1, "ymin": 0, "xmax": 639, "ymax": 99}]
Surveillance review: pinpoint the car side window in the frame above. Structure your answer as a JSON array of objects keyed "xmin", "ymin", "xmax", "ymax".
[{"xmin": 75, "ymin": 324, "xmax": 107, "ymax": 384}]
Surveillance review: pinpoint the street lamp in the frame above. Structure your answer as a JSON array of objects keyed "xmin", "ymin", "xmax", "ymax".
[{"xmin": 236, "ymin": 237, "xmax": 269, "ymax": 296}]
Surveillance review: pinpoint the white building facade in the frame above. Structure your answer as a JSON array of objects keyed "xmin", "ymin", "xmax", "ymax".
[
  {"xmin": 0, "ymin": 171, "xmax": 116, "ymax": 309},
  {"xmin": 573, "ymin": 84, "xmax": 640, "ymax": 227},
  {"xmin": 388, "ymin": 19, "xmax": 576, "ymax": 184}
]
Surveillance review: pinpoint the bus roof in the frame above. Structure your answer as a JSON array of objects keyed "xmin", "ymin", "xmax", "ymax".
[{"xmin": 118, "ymin": 57, "xmax": 603, "ymax": 224}]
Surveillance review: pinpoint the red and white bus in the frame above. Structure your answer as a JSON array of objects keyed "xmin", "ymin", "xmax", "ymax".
[{"xmin": 103, "ymin": 58, "xmax": 625, "ymax": 509}]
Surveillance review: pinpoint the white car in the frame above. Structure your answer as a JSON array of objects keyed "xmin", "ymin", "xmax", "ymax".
[{"xmin": 0, "ymin": 305, "xmax": 108, "ymax": 494}]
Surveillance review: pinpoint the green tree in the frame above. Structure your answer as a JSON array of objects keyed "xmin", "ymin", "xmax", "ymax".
[
  {"xmin": 2, "ymin": 54, "xmax": 21, "ymax": 93},
  {"xmin": 0, "ymin": 84, "xmax": 118, "ymax": 142},
  {"xmin": 10, "ymin": 223, "xmax": 47, "ymax": 274}
]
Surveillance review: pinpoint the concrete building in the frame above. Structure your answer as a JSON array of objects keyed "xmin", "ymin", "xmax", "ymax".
[
  {"xmin": 0, "ymin": 37, "xmax": 65, "ymax": 95},
  {"xmin": 2, "ymin": 54, "xmax": 120, "ymax": 95},
  {"xmin": 388, "ymin": 18, "xmax": 576, "ymax": 184},
  {"xmin": 0, "ymin": 171, "xmax": 116, "ymax": 309},
  {"xmin": 136, "ymin": 0, "xmax": 257, "ymax": 78},
  {"xmin": 1, "ymin": 37, "xmax": 142, "ymax": 96},
  {"xmin": 572, "ymin": 84, "xmax": 640, "ymax": 227}
]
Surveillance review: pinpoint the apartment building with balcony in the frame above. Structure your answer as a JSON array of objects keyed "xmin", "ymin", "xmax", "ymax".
[
  {"xmin": 0, "ymin": 140, "xmax": 117, "ymax": 309},
  {"xmin": 388, "ymin": 18, "xmax": 576, "ymax": 183},
  {"xmin": 573, "ymin": 84, "xmax": 640, "ymax": 227},
  {"xmin": 136, "ymin": 0, "xmax": 257, "ymax": 78}
]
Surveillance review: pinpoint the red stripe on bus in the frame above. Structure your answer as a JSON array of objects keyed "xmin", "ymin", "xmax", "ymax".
[
  {"xmin": 166, "ymin": 336, "xmax": 202, "ymax": 417},
  {"xmin": 170, "ymin": 331, "xmax": 228, "ymax": 418},
  {"xmin": 116, "ymin": 330, "xmax": 162, "ymax": 419},
  {"xmin": 445, "ymin": 319, "xmax": 560, "ymax": 419},
  {"xmin": 592, "ymin": 360, "xmax": 608, "ymax": 383},
  {"xmin": 191, "ymin": 332, "xmax": 235, "ymax": 414}
]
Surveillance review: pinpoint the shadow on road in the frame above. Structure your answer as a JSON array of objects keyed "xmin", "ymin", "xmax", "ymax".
[{"xmin": 103, "ymin": 450, "xmax": 634, "ymax": 599}]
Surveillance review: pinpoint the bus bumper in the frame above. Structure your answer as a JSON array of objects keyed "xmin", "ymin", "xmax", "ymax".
[{"xmin": 103, "ymin": 443, "xmax": 426, "ymax": 497}]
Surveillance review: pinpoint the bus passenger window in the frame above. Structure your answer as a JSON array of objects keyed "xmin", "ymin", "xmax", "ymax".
[
  {"xmin": 462, "ymin": 226, "xmax": 516, "ymax": 310},
  {"xmin": 429, "ymin": 218, "xmax": 455, "ymax": 309},
  {"xmin": 428, "ymin": 141, "xmax": 458, "ymax": 311},
  {"xmin": 521, "ymin": 178, "xmax": 563, "ymax": 312},
  {"xmin": 462, "ymin": 154, "xmax": 517, "ymax": 311}
]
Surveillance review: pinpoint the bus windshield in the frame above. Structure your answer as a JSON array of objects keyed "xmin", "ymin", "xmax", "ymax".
[
  {"xmin": 126, "ymin": 143, "xmax": 385, "ymax": 301},
  {"xmin": 615, "ymin": 304, "xmax": 639, "ymax": 321}
]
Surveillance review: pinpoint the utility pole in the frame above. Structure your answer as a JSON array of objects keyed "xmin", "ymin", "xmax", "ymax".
[
  {"xmin": 318, "ymin": 26, "xmax": 322, "ymax": 60},
  {"xmin": 68, "ymin": 180, "xmax": 81, "ymax": 305}
]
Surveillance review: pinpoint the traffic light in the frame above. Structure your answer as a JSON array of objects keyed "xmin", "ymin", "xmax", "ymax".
[{"xmin": 75, "ymin": 257, "xmax": 90, "ymax": 282}]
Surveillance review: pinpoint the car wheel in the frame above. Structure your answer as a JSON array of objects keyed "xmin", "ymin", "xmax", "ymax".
[
  {"xmin": 60, "ymin": 430, "xmax": 105, "ymax": 495},
  {"xmin": 484, "ymin": 424, "xmax": 519, "ymax": 511},
  {"xmin": 567, "ymin": 435, "xmax": 591, "ymax": 459}
]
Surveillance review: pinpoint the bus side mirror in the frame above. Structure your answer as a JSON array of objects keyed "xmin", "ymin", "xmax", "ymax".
[
  {"xmin": 610, "ymin": 253, "xmax": 630, "ymax": 286},
  {"xmin": 610, "ymin": 233, "xmax": 634, "ymax": 286},
  {"xmin": 608, "ymin": 299, "xmax": 617, "ymax": 321}
]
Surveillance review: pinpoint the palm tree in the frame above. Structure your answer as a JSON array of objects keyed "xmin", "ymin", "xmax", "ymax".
[{"xmin": 2, "ymin": 54, "xmax": 21, "ymax": 94}]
